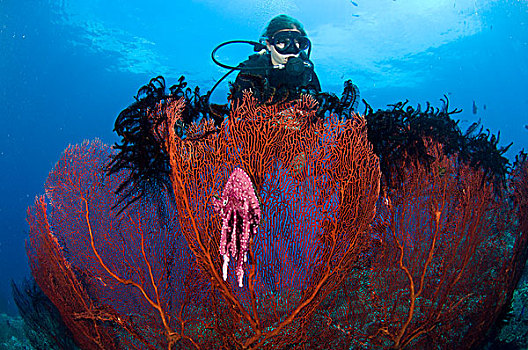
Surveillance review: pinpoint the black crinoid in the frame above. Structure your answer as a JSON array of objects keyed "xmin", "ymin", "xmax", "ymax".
[
  {"xmin": 106, "ymin": 75, "xmax": 229, "ymax": 214},
  {"xmin": 460, "ymin": 121, "xmax": 512, "ymax": 190},
  {"xmin": 12, "ymin": 278, "xmax": 79, "ymax": 350},
  {"xmin": 363, "ymin": 95, "xmax": 512, "ymax": 193},
  {"xmin": 305, "ymin": 79, "xmax": 361, "ymax": 122}
]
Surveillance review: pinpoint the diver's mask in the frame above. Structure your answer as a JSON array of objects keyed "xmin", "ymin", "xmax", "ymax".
[{"xmin": 269, "ymin": 31, "xmax": 311, "ymax": 55}]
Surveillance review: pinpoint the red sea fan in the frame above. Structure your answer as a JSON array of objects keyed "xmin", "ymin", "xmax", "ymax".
[
  {"xmin": 28, "ymin": 140, "xmax": 211, "ymax": 349},
  {"xmin": 26, "ymin": 93, "xmax": 527, "ymax": 349},
  {"xmin": 162, "ymin": 93, "xmax": 380, "ymax": 349}
]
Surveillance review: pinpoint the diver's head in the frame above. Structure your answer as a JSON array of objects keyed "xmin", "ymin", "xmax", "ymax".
[{"xmin": 262, "ymin": 15, "xmax": 311, "ymax": 66}]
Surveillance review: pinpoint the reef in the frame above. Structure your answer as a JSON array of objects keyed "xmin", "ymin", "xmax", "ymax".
[
  {"xmin": 23, "ymin": 75, "xmax": 528, "ymax": 349},
  {"xmin": 109, "ymin": 76, "xmax": 512, "ymax": 209}
]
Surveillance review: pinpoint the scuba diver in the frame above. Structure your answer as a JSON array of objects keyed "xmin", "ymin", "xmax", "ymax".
[
  {"xmin": 210, "ymin": 14, "xmax": 321, "ymax": 106},
  {"xmin": 229, "ymin": 15, "xmax": 321, "ymax": 105}
]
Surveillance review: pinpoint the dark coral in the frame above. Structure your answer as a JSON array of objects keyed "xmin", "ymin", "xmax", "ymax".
[
  {"xmin": 363, "ymin": 96, "xmax": 512, "ymax": 192},
  {"xmin": 461, "ymin": 122, "xmax": 512, "ymax": 189},
  {"xmin": 309, "ymin": 79, "xmax": 360, "ymax": 121},
  {"xmin": 12, "ymin": 278, "xmax": 79, "ymax": 350},
  {"xmin": 106, "ymin": 75, "xmax": 229, "ymax": 213}
]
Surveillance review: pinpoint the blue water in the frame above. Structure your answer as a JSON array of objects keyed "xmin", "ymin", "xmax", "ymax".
[{"xmin": 0, "ymin": 0, "xmax": 526, "ymax": 315}]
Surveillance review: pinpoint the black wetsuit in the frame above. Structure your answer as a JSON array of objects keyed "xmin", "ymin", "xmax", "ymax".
[{"xmin": 230, "ymin": 52, "xmax": 321, "ymax": 105}]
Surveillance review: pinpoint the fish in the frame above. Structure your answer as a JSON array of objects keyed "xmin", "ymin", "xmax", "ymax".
[
  {"xmin": 524, "ymin": 124, "xmax": 528, "ymax": 131},
  {"xmin": 472, "ymin": 100, "xmax": 478, "ymax": 114},
  {"xmin": 350, "ymin": 1, "xmax": 359, "ymax": 6}
]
